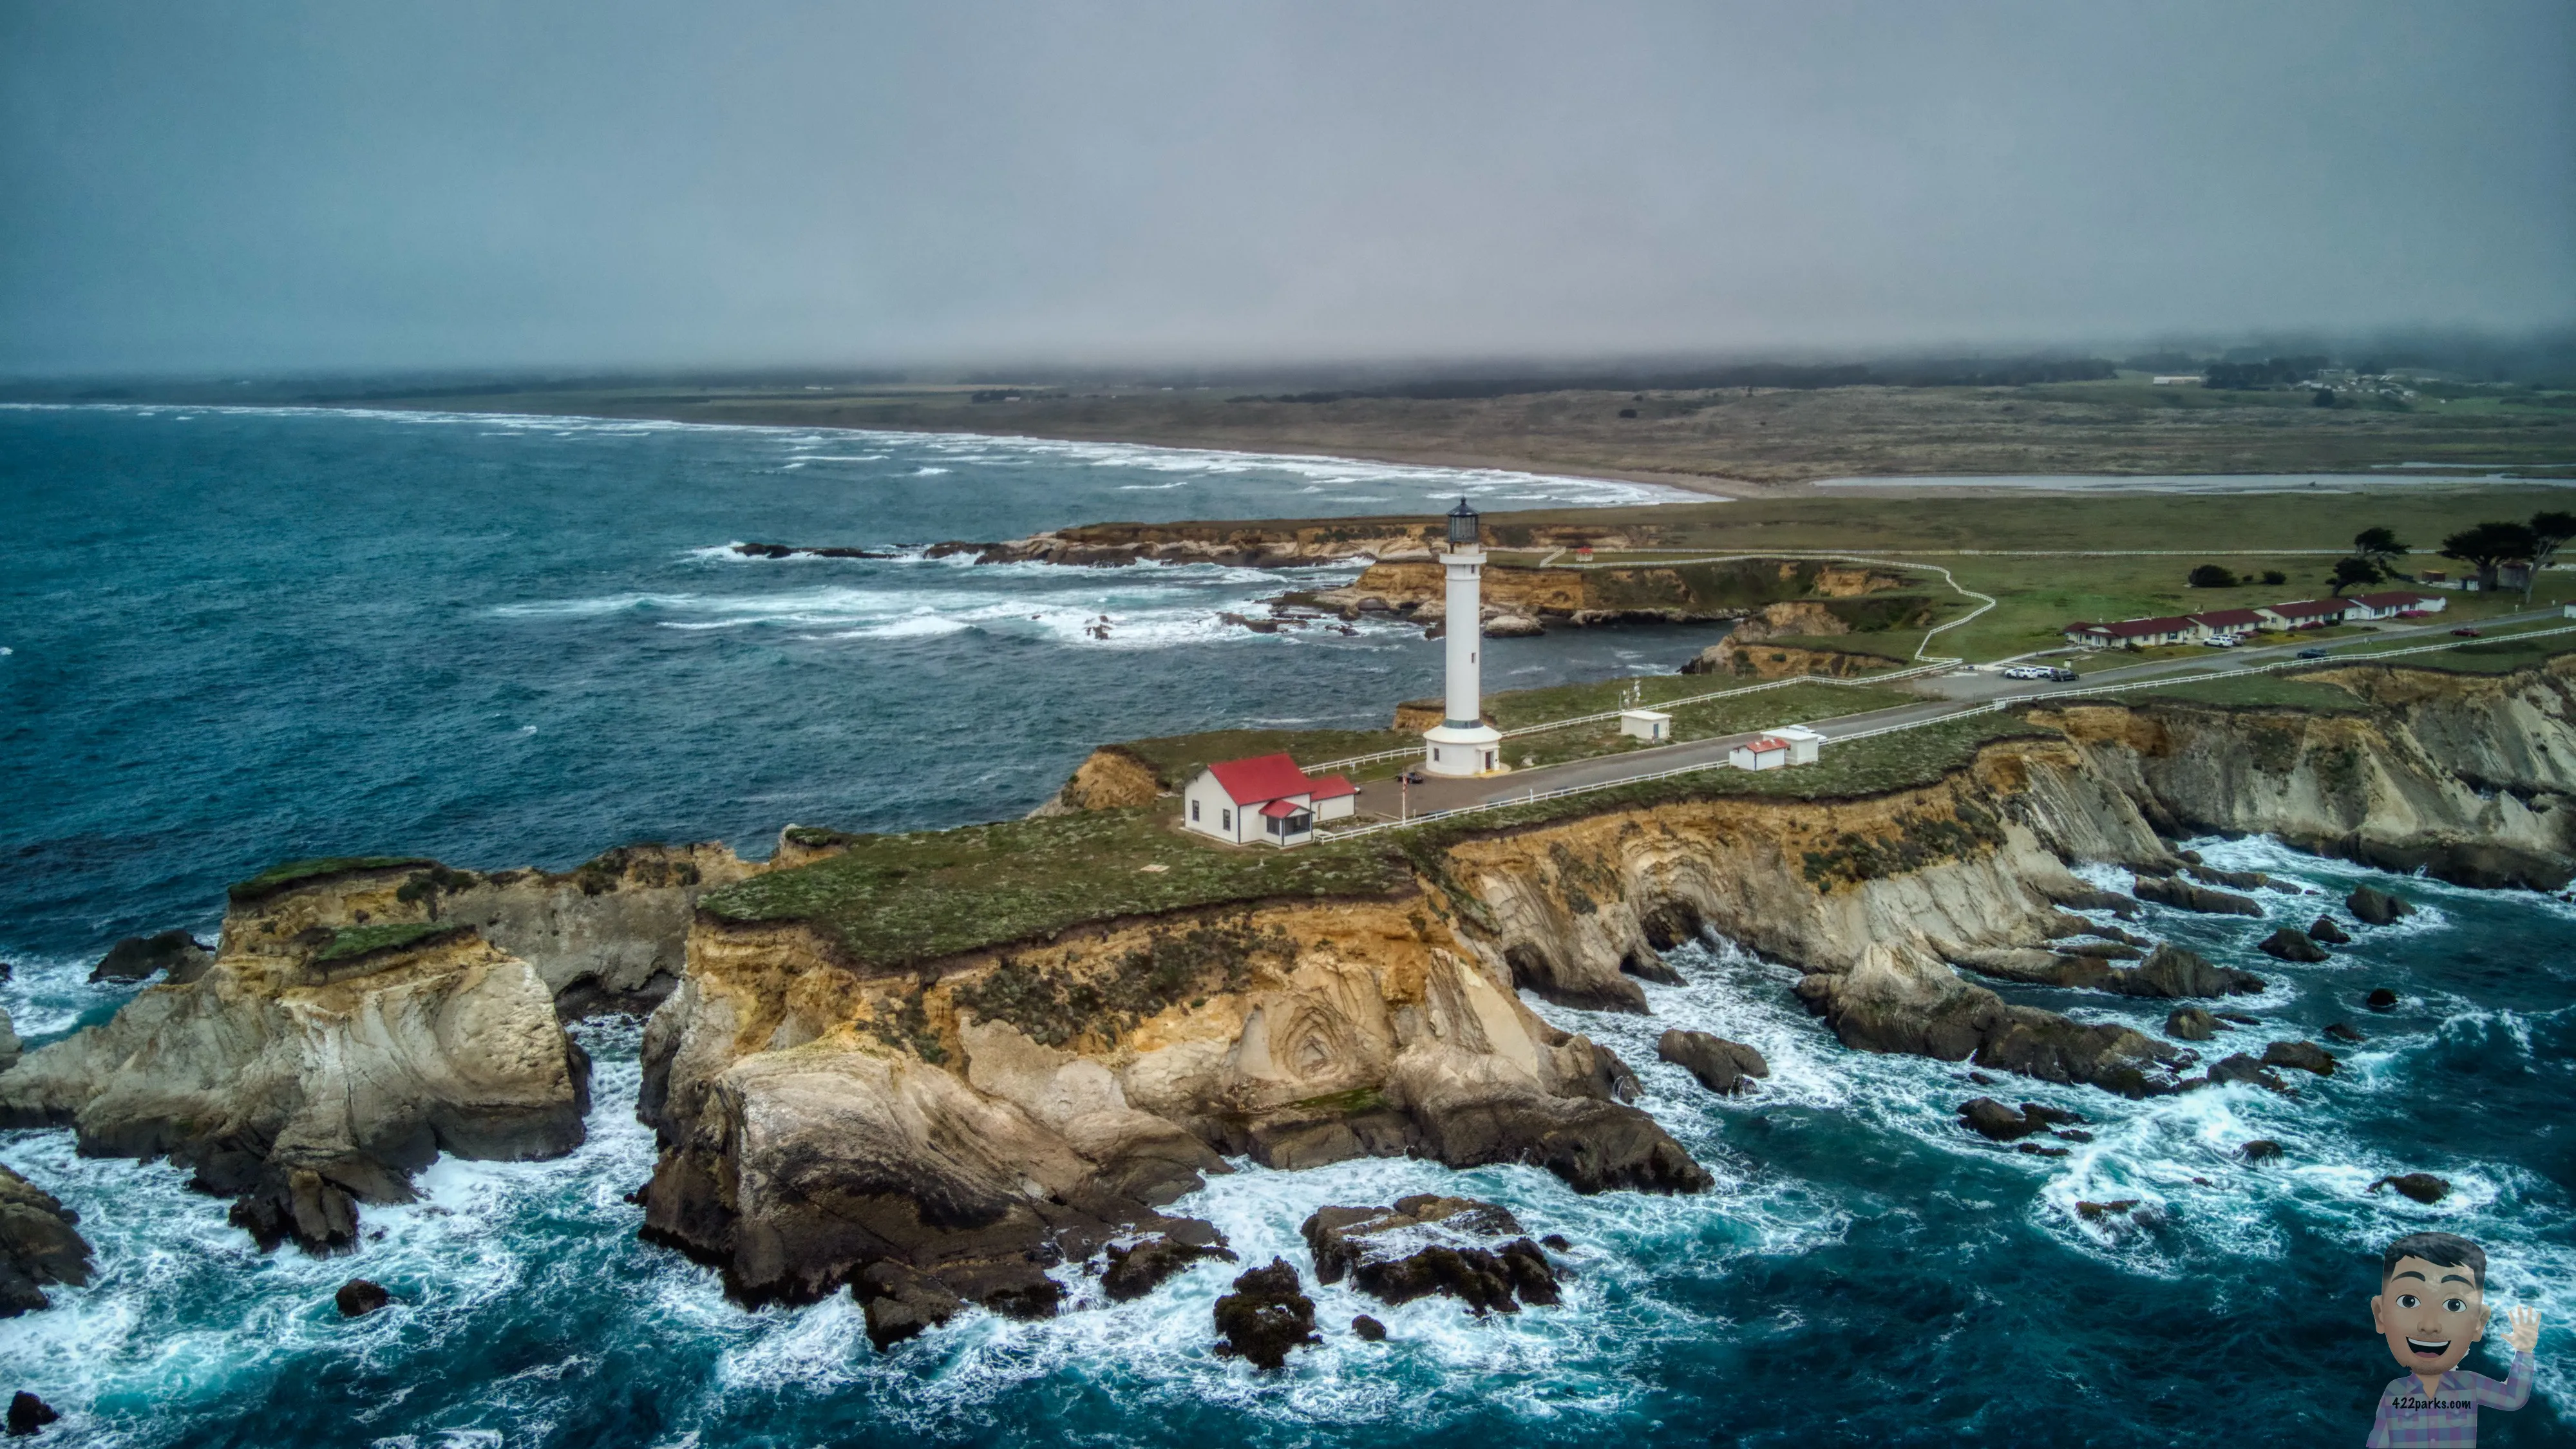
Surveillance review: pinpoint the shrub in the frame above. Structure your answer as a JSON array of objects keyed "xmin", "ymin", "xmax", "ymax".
[{"xmin": 2187, "ymin": 564, "xmax": 2237, "ymax": 589}]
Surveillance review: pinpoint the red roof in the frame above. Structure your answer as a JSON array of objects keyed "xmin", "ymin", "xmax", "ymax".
[
  {"xmin": 2266, "ymin": 599, "xmax": 2347, "ymax": 620},
  {"xmin": 2351, "ymin": 591, "xmax": 2434, "ymax": 609},
  {"xmin": 1205, "ymin": 753, "xmax": 1316, "ymax": 806},
  {"xmin": 1743, "ymin": 736, "xmax": 1790, "ymax": 753},
  {"xmin": 1307, "ymin": 774, "xmax": 1357, "ymax": 800},
  {"xmin": 1258, "ymin": 799, "xmax": 1309, "ymax": 819},
  {"xmin": 2189, "ymin": 609, "xmax": 2265, "ymax": 629},
  {"xmin": 2097, "ymin": 616, "xmax": 2196, "ymax": 638}
]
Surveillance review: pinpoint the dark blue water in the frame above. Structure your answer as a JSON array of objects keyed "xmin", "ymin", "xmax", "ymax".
[{"xmin": 1, "ymin": 408, "xmax": 2568, "ymax": 1446}]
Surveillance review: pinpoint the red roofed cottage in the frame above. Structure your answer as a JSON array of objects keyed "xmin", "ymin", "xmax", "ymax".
[{"xmin": 1183, "ymin": 753, "xmax": 1358, "ymax": 846}]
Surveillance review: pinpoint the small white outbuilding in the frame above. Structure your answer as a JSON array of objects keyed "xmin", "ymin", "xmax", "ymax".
[
  {"xmin": 1774, "ymin": 724, "xmax": 1826, "ymax": 764},
  {"xmin": 1730, "ymin": 735, "xmax": 1791, "ymax": 771},
  {"xmin": 1617, "ymin": 708, "xmax": 1671, "ymax": 742}
]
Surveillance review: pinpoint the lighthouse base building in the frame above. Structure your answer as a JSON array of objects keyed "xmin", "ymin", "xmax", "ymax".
[{"xmin": 1424, "ymin": 498, "xmax": 1505, "ymax": 778}]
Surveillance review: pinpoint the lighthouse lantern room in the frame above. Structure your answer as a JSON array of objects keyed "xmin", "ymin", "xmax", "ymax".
[{"xmin": 1421, "ymin": 498, "xmax": 1506, "ymax": 777}]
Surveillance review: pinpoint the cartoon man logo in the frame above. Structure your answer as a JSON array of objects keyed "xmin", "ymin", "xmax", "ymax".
[{"xmin": 2367, "ymin": 1231, "xmax": 2540, "ymax": 1446}]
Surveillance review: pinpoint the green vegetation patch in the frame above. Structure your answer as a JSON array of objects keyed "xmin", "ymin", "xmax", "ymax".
[
  {"xmin": 701, "ymin": 808, "xmax": 1412, "ymax": 970},
  {"xmin": 1403, "ymin": 712, "xmax": 2056, "ymax": 860},
  {"xmin": 1801, "ymin": 800, "xmax": 2009, "ymax": 891},
  {"xmin": 1112, "ymin": 727, "xmax": 1414, "ymax": 786},
  {"xmin": 229, "ymin": 856, "xmax": 438, "ymax": 904},
  {"xmin": 2110, "ymin": 674, "xmax": 2371, "ymax": 712},
  {"xmin": 315, "ymin": 920, "xmax": 466, "ymax": 964},
  {"xmin": 2362, "ymin": 630, "xmax": 2576, "ymax": 676},
  {"xmin": 1506, "ymin": 681, "xmax": 1919, "ymax": 770}
]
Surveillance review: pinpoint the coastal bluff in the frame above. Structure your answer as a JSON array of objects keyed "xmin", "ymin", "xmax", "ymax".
[{"xmin": 3, "ymin": 655, "xmax": 2568, "ymax": 1329}]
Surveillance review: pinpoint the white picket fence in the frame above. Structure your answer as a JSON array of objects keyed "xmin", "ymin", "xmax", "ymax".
[
  {"xmin": 1296, "ymin": 656, "xmax": 1965, "ymax": 775},
  {"xmin": 1309, "ymin": 623, "xmax": 2575, "ymax": 841}
]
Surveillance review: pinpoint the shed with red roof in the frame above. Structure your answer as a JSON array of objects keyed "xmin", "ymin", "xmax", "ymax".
[{"xmin": 1183, "ymin": 753, "xmax": 1358, "ymax": 846}]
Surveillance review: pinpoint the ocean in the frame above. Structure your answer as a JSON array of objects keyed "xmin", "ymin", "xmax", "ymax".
[{"xmin": 2, "ymin": 406, "xmax": 2569, "ymax": 1446}]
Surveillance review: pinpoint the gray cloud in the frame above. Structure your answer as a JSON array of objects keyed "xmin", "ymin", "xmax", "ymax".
[{"xmin": 3, "ymin": 0, "xmax": 2570, "ymax": 375}]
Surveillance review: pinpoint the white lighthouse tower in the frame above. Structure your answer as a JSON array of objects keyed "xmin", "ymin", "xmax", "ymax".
[{"xmin": 1423, "ymin": 498, "xmax": 1504, "ymax": 777}]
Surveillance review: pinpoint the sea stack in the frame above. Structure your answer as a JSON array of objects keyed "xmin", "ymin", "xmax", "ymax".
[{"xmin": 1422, "ymin": 498, "xmax": 1504, "ymax": 778}]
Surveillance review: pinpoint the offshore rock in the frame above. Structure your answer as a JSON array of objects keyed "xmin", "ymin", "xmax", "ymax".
[
  {"xmin": 2164, "ymin": 1007, "xmax": 2219, "ymax": 1041},
  {"xmin": 6, "ymin": 1394, "xmax": 59, "ymax": 1437},
  {"xmin": 334, "ymin": 1278, "xmax": 392, "ymax": 1317},
  {"xmin": 2308, "ymin": 916, "xmax": 2353, "ymax": 945},
  {"xmin": 855, "ymin": 1262, "xmax": 966, "ymax": 1350},
  {"xmin": 1101, "ymin": 1227, "xmax": 1236, "ymax": 1302},
  {"xmin": 90, "ymin": 929, "xmax": 211, "ymax": 984},
  {"xmin": 2261, "ymin": 1040, "xmax": 2337, "ymax": 1076},
  {"xmin": 2370, "ymin": 1173, "xmax": 2450, "ymax": 1205},
  {"xmin": 2365, "ymin": 987, "xmax": 2400, "ymax": 1010},
  {"xmin": 2132, "ymin": 876, "xmax": 2265, "ymax": 917},
  {"xmin": 2239, "ymin": 1139, "xmax": 2284, "ymax": 1164},
  {"xmin": 2258, "ymin": 928, "xmax": 2329, "ymax": 963},
  {"xmin": 0, "ymin": 1011, "xmax": 16, "ymax": 1075},
  {"xmin": 1351, "ymin": 1313, "xmax": 1387, "ymax": 1341},
  {"xmin": 0, "ymin": 927, "xmax": 589, "ymax": 1253},
  {"xmin": 1656, "ymin": 1030, "xmax": 1769, "ymax": 1095},
  {"xmin": 0, "ymin": 1164, "xmax": 93, "ymax": 1317},
  {"xmin": 2204, "ymin": 1054, "xmax": 2291, "ymax": 1094},
  {"xmin": 1302, "ymin": 1195, "xmax": 1559, "ymax": 1314},
  {"xmin": 2324, "ymin": 1021, "xmax": 2365, "ymax": 1044},
  {"xmin": 2347, "ymin": 886, "xmax": 2416, "ymax": 926},
  {"xmin": 2126, "ymin": 943, "xmax": 2264, "ymax": 998},
  {"xmin": 1212, "ymin": 1258, "xmax": 1321, "ymax": 1370}
]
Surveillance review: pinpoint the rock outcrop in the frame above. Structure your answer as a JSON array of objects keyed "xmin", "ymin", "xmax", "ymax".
[
  {"xmin": 2032, "ymin": 665, "xmax": 2576, "ymax": 889},
  {"xmin": 0, "ymin": 927, "xmax": 589, "ymax": 1252},
  {"xmin": 1211, "ymin": 1259, "xmax": 1321, "ymax": 1369},
  {"xmin": 90, "ymin": 929, "xmax": 212, "ymax": 984},
  {"xmin": 634, "ymin": 898, "xmax": 1709, "ymax": 1314},
  {"xmin": 1301, "ymin": 1195, "xmax": 1559, "ymax": 1314},
  {"xmin": 1656, "ymin": 1030, "xmax": 1769, "ymax": 1094},
  {"xmin": 216, "ymin": 846, "xmax": 757, "ymax": 1016},
  {"xmin": 0, "ymin": 1164, "xmax": 93, "ymax": 1316}
]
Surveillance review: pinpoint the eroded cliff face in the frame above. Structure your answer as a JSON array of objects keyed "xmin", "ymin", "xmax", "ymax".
[
  {"xmin": 219, "ymin": 845, "xmax": 759, "ymax": 1014},
  {"xmin": 922, "ymin": 521, "xmax": 1658, "ymax": 568},
  {"xmin": 2032, "ymin": 666, "xmax": 2576, "ymax": 888},
  {"xmin": 1437, "ymin": 739, "xmax": 2193, "ymax": 1095},
  {"xmin": 636, "ymin": 895, "xmax": 1706, "ymax": 1312},
  {"xmin": 0, "ymin": 929, "xmax": 588, "ymax": 1252}
]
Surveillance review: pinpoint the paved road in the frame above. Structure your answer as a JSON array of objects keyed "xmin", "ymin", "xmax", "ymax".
[{"xmin": 1348, "ymin": 605, "xmax": 2561, "ymax": 824}]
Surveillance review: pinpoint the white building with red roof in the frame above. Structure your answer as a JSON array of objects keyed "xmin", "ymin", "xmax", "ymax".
[
  {"xmin": 1182, "ymin": 752, "xmax": 1358, "ymax": 846},
  {"xmin": 2257, "ymin": 598, "xmax": 2349, "ymax": 629},
  {"xmin": 2344, "ymin": 590, "xmax": 2445, "ymax": 620}
]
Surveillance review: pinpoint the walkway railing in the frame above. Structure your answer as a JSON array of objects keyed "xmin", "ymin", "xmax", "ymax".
[
  {"xmin": 1310, "ymin": 622, "xmax": 2576, "ymax": 840},
  {"xmin": 1297, "ymin": 656, "xmax": 1965, "ymax": 775}
]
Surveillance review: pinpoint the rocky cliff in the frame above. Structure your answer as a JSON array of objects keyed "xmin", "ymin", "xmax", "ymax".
[
  {"xmin": 2032, "ymin": 660, "xmax": 2576, "ymax": 888},
  {"xmin": 0, "ymin": 927, "xmax": 589, "ymax": 1251},
  {"xmin": 918, "ymin": 519, "xmax": 1661, "ymax": 568},
  {"xmin": 1681, "ymin": 597, "xmax": 1930, "ymax": 679},
  {"xmin": 635, "ymin": 893, "xmax": 1706, "ymax": 1316},
  {"xmin": 1312, "ymin": 558, "xmax": 1906, "ymax": 627},
  {"xmin": 218, "ymin": 844, "xmax": 758, "ymax": 1015}
]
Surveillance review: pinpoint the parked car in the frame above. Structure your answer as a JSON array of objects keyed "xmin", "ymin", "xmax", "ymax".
[
  {"xmin": 1400, "ymin": 769, "xmax": 1426, "ymax": 784},
  {"xmin": 2046, "ymin": 667, "xmax": 2078, "ymax": 681},
  {"xmin": 2297, "ymin": 648, "xmax": 2329, "ymax": 659},
  {"xmin": 2204, "ymin": 635, "xmax": 2239, "ymax": 647},
  {"xmin": 2000, "ymin": 665, "xmax": 2045, "ymax": 679},
  {"xmin": 2451, "ymin": 627, "xmax": 2481, "ymax": 637}
]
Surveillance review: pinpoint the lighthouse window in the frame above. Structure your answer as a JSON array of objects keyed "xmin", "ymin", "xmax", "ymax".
[
  {"xmin": 1190, "ymin": 800, "xmax": 1200, "ymax": 822},
  {"xmin": 1220, "ymin": 808, "xmax": 1231, "ymax": 829}
]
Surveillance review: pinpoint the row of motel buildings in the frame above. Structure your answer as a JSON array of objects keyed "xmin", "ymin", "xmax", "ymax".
[{"xmin": 2061, "ymin": 589, "xmax": 2446, "ymax": 649}]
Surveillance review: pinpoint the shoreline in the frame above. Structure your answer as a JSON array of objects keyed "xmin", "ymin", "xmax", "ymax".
[{"xmin": 31, "ymin": 371, "xmax": 2576, "ymax": 495}]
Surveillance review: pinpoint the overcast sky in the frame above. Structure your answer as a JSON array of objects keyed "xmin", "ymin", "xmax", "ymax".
[{"xmin": 3, "ymin": 1, "xmax": 2570, "ymax": 376}]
